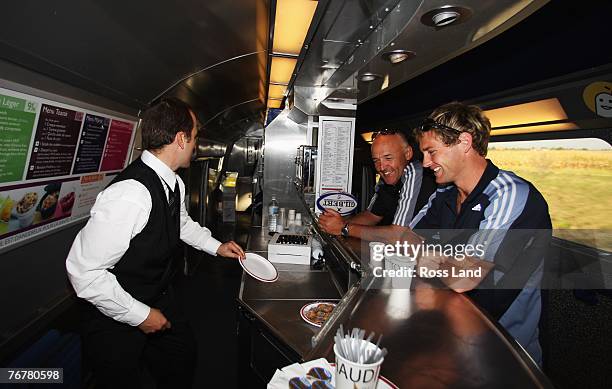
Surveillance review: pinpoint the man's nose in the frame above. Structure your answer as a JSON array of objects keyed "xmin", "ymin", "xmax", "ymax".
[{"xmin": 422, "ymin": 153, "xmax": 432, "ymax": 168}]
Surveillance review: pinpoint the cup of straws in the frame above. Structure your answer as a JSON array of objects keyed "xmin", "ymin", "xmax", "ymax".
[{"xmin": 333, "ymin": 325, "xmax": 387, "ymax": 389}]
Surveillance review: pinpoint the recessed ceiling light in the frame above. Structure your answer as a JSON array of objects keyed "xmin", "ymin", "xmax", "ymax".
[
  {"xmin": 381, "ymin": 50, "xmax": 416, "ymax": 64},
  {"xmin": 358, "ymin": 72, "xmax": 382, "ymax": 82},
  {"xmin": 421, "ymin": 6, "xmax": 472, "ymax": 28}
]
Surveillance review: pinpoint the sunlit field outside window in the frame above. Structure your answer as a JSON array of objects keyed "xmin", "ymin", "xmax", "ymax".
[{"xmin": 488, "ymin": 138, "xmax": 611, "ymax": 251}]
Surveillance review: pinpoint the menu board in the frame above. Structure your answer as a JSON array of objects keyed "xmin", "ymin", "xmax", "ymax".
[
  {"xmin": 73, "ymin": 114, "xmax": 110, "ymax": 174},
  {"xmin": 27, "ymin": 104, "xmax": 83, "ymax": 179},
  {"xmin": 0, "ymin": 86, "xmax": 137, "ymax": 251},
  {"xmin": 315, "ymin": 116, "xmax": 355, "ymax": 213},
  {"xmin": 0, "ymin": 94, "xmax": 37, "ymax": 183},
  {"xmin": 100, "ymin": 119, "xmax": 134, "ymax": 171}
]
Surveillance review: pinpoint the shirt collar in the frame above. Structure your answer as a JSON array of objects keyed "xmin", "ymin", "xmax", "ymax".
[
  {"xmin": 141, "ymin": 150, "xmax": 177, "ymax": 189},
  {"xmin": 439, "ymin": 159, "xmax": 498, "ymax": 213},
  {"xmin": 400, "ymin": 160, "xmax": 422, "ymax": 184},
  {"xmin": 463, "ymin": 159, "xmax": 499, "ymax": 205}
]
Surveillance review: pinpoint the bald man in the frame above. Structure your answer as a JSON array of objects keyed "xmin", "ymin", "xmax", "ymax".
[{"xmin": 319, "ymin": 129, "xmax": 436, "ymax": 243}]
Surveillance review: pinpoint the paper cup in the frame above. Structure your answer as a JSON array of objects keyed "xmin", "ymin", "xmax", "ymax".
[
  {"xmin": 384, "ymin": 254, "xmax": 416, "ymax": 289},
  {"xmin": 334, "ymin": 342, "xmax": 383, "ymax": 389},
  {"xmin": 368, "ymin": 241, "xmax": 385, "ymax": 266}
]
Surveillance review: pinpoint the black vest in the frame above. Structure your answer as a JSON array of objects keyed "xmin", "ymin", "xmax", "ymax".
[{"xmin": 107, "ymin": 158, "xmax": 181, "ymax": 305}]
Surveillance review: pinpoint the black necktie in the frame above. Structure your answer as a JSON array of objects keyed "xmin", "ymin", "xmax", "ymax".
[{"xmin": 167, "ymin": 180, "xmax": 180, "ymax": 217}]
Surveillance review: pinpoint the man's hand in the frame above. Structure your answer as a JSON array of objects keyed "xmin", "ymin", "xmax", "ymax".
[
  {"xmin": 138, "ymin": 308, "xmax": 171, "ymax": 334},
  {"xmin": 417, "ymin": 253, "xmax": 445, "ymax": 274},
  {"xmin": 217, "ymin": 240, "xmax": 245, "ymax": 259},
  {"xmin": 318, "ymin": 209, "xmax": 345, "ymax": 235}
]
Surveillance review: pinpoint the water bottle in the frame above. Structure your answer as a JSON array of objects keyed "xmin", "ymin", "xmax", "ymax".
[{"xmin": 268, "ymin": 196, "xmax": 279, "ymax": 233}]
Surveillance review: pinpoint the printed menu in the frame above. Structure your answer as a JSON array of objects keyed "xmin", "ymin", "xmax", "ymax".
[
  {"xmin": 0, "ymin": 93, "xmax": 37, "ymax": 184},
  {"xmin": 100, "ymin": 119, "xmax": 134, "ymax": 172},
  {"xmin": 319, "ymin": 119, "xmax": 353, "ymax": 192},
  {"xmin": 26, "ymin": 104, "xmax": 83, "ymax": 179},
  {"xmin": 73, "ymin": 114, "xmax": 110, "ymax": 174},
  {"xmin": 0, "ymin": 86, "xmax": 137, "ymax": 252}
]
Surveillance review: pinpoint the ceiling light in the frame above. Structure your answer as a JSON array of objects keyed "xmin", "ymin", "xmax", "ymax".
[
  {"xmin": 485, "ymin": 98, "xmax": 577, "ymax": 135},
  {"xmin": 267, "ymin": 98, "xmax": 282, "ymax": 109},
  {"xmin": 273, "ymin": 0, "xmax": 318, "ymax": 55},
  {"xmin": 381, "ymin": 50, "xmax": 416, "ymax": 64},
  {"xmin": 270, "ymin": 57, "xmax": 297, "ymax": 84},
  {"xmin": 421, "ymin": 6, "xmax": 472, "ymax": 28},
  {"xmin": 358, "ymin": 72, "xmax": 382, "ymax": 82},
  {"xmin": 268, "ymin": 84, "xmax": 287, "ymax": 99},
  {"xmin": 485, "ymin": 98, "xmax": 568, "ymax": 127},
  {"xmin": 361, "ymin": 132, "xmax": 375, "ymax": 143}
]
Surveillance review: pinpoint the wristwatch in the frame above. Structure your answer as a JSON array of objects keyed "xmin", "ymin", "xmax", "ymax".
[{"xmin": 341, "ymin": 223, "xmax": 350, "ymax": 238}]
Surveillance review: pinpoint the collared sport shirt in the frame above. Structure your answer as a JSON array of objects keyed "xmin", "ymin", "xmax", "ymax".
[
  {"xmin": 368, "ymin": 160, "xmax": 436, "ymax": 227},
  {"xmin": 410, "ymin": 160, "xmax": 552, "ymax": 364},
  {"xmin": 366, "ymin": 179, "xmax": 402, "ymax": 226}
]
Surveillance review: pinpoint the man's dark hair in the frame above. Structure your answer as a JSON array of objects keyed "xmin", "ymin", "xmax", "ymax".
[
  {"xmin": 414, "ymin": 101, "xmax": 491, "ymax": 157},
  {"xmin": 141, "ymin": 97, "xmax": 195, "ymax": 151}
]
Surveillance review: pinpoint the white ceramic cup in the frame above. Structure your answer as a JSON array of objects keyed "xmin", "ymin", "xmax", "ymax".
[
  {"xmin": 334, "ymin": 342, "xmax": 383, "ymax": 389},
  {"xmin": 384, "ymin": 254, "xmax": 417, "ymax": 289}
]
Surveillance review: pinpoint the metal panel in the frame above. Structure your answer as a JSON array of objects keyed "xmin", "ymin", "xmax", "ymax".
[
  {"xmin": 292, "ymin": 0, "xmax": 549, "ymax": 109},
  {"xmin": 0, "ymin": 0, "xmax": 269, "ymax": 139},
  {"xmin": 262, "ymin": 110, "xmax": 307, "ymax": 227}
]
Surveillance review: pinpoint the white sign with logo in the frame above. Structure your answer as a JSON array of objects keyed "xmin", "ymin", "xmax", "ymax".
[{"xmin": 316, "ymin": 192, "xmax": 358, "ymax": 216}]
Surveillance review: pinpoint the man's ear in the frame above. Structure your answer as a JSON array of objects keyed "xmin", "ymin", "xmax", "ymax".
[
  {"xmin": 404, "ymin": 145, "xmax": 413, "ymax": 161},
  {"xmin": 458, "ymin": 132, "xmax": 473, "ymax": 153},
  {"xmin": 176, "ymin": 131, "xmax": 186, "ymax": 149}
]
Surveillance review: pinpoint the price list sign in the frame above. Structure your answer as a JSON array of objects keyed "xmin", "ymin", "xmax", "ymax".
[
  {"xmin": 72, "ymin": 114, "xmax": 110, "ymax": 174},
  {"xmin": 0, "ymin": 93, "xmax": 37, "ymax": 183},
  {"xmin": 99, "ymin": 119, "xmax": 134, "ymax": 172},
  {"xmin": 26, "ymin": 104, "xmax": 83, "ymax": 180}
]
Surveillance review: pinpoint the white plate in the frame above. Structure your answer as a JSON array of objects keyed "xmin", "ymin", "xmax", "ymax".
[
  {"xmin": 239, "ymin": 252, "xmax": 278, "ymax": 282},
  {"xmin": 300, "ymin": 302, "xmax": 337, "ymax": 327}
]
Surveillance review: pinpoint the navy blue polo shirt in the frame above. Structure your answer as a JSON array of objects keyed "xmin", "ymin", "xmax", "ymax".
[{"xmin": 410, "ymin": 160, "xmax": 552, "ymax": 364}]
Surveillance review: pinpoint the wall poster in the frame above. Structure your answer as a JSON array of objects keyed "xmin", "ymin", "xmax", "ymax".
[
  {"xmin": 0, "ymin": 86, "xmax": 138, "ymax": 251},
  {"xmin": 315, "ymin": 116, "xmax": 356, "ymax": 213}
]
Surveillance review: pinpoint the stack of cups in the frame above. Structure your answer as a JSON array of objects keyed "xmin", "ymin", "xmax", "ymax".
[
  {"xmin": 384, "ymin": 253, "xmax": 416, "ymax": 289},
  {"xmin": 277, "ymin": 208, "xmax": 286, "ymax": 233},
  {"xmin": 287, "ymin": 209, "xmax": 295, "ymax": 232}
]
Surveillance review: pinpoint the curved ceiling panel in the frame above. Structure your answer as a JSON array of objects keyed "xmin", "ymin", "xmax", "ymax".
[
  {"xmin": 165, "ymin": 51, "xmax": 266, "ymax": 140},
  {"xmin": 1, "ymin": 0, "xmax": 269, "ymax": 124}
]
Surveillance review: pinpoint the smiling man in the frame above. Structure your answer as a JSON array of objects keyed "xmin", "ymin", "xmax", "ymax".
[
  {"xmin": 407, "ymin": 101, "xmax": 552, "ymax": 365},
  {"xmin": 318, "ymin": 129, "xmax": 436, "ymax": 242}
]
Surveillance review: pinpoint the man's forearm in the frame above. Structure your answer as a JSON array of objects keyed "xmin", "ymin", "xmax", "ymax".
[{"xmin": 348, "ymin": 224, "xmax": 418, "ymax": 244}]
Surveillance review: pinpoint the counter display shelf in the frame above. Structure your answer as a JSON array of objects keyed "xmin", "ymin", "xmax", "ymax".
[{"xmin": 236, "ymin": 225, "xmax": 553, "ymax": 388}]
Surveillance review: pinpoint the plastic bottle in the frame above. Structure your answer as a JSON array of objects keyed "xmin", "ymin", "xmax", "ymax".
[{"xmin": 268, "ymin": 196, "xmax": 279, "ymax": 233}]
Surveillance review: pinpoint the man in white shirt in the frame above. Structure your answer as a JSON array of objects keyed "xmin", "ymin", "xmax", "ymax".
[{"xmin": 66, "ymin": 97, "xmax": 244, "ymax": 388}]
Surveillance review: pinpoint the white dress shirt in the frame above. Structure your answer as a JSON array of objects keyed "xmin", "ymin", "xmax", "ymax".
[{"xmin": 66, "ymin": 150, "xmax": 222, "ymax": 326}]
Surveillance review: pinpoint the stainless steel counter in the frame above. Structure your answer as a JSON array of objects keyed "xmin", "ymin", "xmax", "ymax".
[{"xmin": 237, "ymin": 226, "xmax": 553, "ymax": 388}]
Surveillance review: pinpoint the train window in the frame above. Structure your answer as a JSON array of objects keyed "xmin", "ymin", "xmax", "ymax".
[{"xmin": 488, "ymin": 138, "xmax": 611, "ymax": 252}]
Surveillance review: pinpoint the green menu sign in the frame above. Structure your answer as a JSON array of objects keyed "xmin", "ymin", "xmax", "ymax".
[{"xmin": 0, "ymin": 93, "xmax": 37, "ymax": 183}]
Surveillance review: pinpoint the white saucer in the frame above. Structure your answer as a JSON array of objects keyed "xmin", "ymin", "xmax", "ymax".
[{"xmin": 239, "ymin": 252, "xmax": 278, "ymax": 282}]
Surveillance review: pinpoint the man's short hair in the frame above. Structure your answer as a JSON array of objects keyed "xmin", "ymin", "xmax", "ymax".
[
  {"xmin": 415, "ymin": 101, "xmax": 491, "ymax": 157},
  {"xmin": 372, "ymin": 129, "xmax": 422, "ymax": 161},
  {"xmin": 141, "ymin": 97, "xmax": 195, "ymax": 151}
]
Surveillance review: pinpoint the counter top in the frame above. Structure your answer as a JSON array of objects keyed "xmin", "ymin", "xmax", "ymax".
[{"xmin": 237, "ymin": 227, "xmax": 552, "ymax": 388}]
